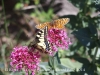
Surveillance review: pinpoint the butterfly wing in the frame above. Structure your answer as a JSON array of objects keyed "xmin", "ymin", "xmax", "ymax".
[
  {"xmin": 35, "ymin": 22, "xmax": 50, "ymax": 30},
  {"xmin": 35, "ymin": 29, "xmax": 47, "ymax": 52},
  {"xmin": 49, "ymin": 18, "xmax": 70, "ymax": 30},
  {"xmin": 29, "ymin": 27, "xmax": 51, "ymax": 53},
  {"xmin": 37, "ymin": 27, "xmax": 51, "ymax": 53},
  {"xmin": 35, "ymin": 18, "xmax": 70, "ymax": 30}
]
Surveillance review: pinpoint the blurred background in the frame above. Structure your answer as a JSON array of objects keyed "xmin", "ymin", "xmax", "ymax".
[{"xmin": 0, "ymin": 0, "xmax": 100, "ymax": 75}]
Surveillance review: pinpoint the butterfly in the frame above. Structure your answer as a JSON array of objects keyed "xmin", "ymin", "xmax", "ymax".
[
  {"xmin": 28, "ymin": 27, "xmax": 51, "ymax": 53},
  {"xmin": 35, "ymin": 18, "xmax": 70, "ymax": 30}
]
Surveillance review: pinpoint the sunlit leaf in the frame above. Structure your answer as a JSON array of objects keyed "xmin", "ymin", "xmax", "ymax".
[
  {"xmin": 14, "ymin": 3, "xmax": 23, "ymax": 10},
  {"xmin": 60, "ymin": 58, "xmax": 83, "ymax": 70}
]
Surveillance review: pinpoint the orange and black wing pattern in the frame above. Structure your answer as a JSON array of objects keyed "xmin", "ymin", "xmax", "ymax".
[
  {"xmin": 35, "ymin": 18, "xmax": 70, "ymax": 30},
  {"xmin": 35, "ymin": 22, "xmax": 50, "ymax": 30},
  {"xmin": 48, "ymin": 18, "xmax": 70, "ymax": 30}
]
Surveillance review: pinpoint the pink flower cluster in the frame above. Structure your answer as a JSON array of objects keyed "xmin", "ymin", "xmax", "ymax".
[
  {"xmin": 10, "ymin": 46, "xmax": 40, "ymax": 75},
  {"xmin": 10, "ymin": 28, "xmax": 71, "ymax": 74},
  {"xmin": 47, "ymin": 29, "xmax": 71, "ymax": 53}
]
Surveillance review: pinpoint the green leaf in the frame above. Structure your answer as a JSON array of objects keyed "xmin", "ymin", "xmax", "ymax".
[
  {"xmin": 48, "ymin": 56, "xmax": 58, "ymax": 68},
  {"xmin": 14, "ymin": 3, "xmax": 23, "ymax": 10},
  {"xmin": 0, "ymin": 70, "xmax": 4, "ymax": 75},
  {"xmin": 58, "ymin": 50, "xmax": 67, "ymax": 57},
  {"xmin": 39, "ymin": 62, "xmax": 51, "ymax": 71},
  {"xmin": 60, "ymin": 58, "xmax": 82, "ymax": 70},
  {"xmin": 87, "ymin": 0, "xmax": 92, "ymax": 5},
  {"xmin": 48, "ymin": 53, "xmax": 61, "ymax": 68},
  {"xmin": 43, "ymin": 72, "xmax": 49, "ymax": 75},
  {"xmin": 10, "ymin": 71, "xmax": 24, "ymax": 75},
  {"xmin": 47, "ymin": 8, "xmax": 53, "ymax": 17},
  {"xmin": 30, "ymin": 13, "xmax": 37, "ymax": 17},
  {"xmin": 55, "ymin": 64, "xmax": 73, "ymax": 74},
  {"xmin": 88, "ymin": 23, "xmax": 98, "ymax": 38},
  {"xmin": 34, "ymin": 0, "xmax": 40, "ymax": 5},
  {"xmin": 72, "ymin": 25, "xmax": 98, "ymax": 49}
]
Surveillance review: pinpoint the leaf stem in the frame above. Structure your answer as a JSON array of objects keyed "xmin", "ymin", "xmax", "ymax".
[
  {"xmin": 53, "ymin": 56, "xmax": 56, "ymax": 75},
  {"xmin": 92, "ymin": 43, "xmax": 98, "ymax": 64},
  {"xmin": 1, "ymin": 0, "xmax": 9, "ymax": 36}
]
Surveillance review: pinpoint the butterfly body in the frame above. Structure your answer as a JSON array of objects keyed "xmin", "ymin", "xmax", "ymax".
[{"xmin": 35, "ymin": 18, "xmax": 70, "ymax": 30}]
